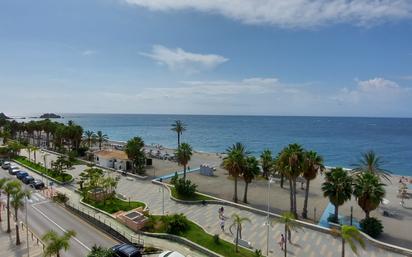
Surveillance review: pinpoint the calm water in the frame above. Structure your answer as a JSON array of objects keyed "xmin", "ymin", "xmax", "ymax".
[{"xmin": 50, "ymin": 114, "xmax": 412, "ymax": 175}]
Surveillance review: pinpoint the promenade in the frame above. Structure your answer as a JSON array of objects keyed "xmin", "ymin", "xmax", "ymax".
[{"xmin": 24, "ymin": 149, "xmax": 408, "ymax": 257}]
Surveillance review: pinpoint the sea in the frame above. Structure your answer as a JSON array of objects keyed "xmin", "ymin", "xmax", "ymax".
[{"xmin": 23, "ymin": 114, "xmax": 412, "ymax": 176}]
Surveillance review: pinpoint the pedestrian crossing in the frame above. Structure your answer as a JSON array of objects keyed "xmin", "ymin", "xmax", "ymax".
[{"xmin": 27, "ymin": 192, "xmax": 47, "ymax": 204}]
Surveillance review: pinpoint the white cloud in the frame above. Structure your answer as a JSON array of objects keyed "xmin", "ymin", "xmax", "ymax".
[
  {"xmin": 124, "ymin": 0, "xmax": 412, "ymax": 28},
  {"xmin": 332, "ymin": 77, "xmax": 411, "ymax": 105},
  {"xmin": 140, "ymin": 45, "xmax": 228, "ymax": 73},
  {"xmin": 82, "ymin": 50, "xmax": 97, "ymax": 56}
]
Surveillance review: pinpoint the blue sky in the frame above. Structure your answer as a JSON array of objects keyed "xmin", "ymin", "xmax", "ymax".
[{"xmin": 0, "ymin": 0, "xmax": 412, "ymax": 117}]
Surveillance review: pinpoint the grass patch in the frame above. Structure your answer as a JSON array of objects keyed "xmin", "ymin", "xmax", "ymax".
[
  {"xmin": 14, "ymin": 156, "xmax": 72, "ymax": 183},
  {"xmin": 83, "ymin": 197, "xmax": 145, "ymax": 214},
  {"xmin": 144, "ymin": 215, "xmax": 256, "ymax": 257},
  {"xmin": 170, "ymin": 186, "xmax": 213, "ymax": 201}
]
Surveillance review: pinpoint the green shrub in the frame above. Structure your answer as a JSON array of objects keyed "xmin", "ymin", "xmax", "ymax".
[
  {"xmin": 161, "ymin": 214, "xmax": 189, "ymax": 235},
  {"xmin": 174, "ymin": 178, "xmax": 197, "ymax": 197},
  {"xmin": 52, "ymin": 192, "xmax": 69, "ymax": 204},
  {"xmin": 170, "ymin": 172, "xmax": 179, "ymax": 185},
  {"xmin": 213, "ymin": 234, "xmax": 220, "ymax": 245},
  {"xmin": 254, "ymin": 249, "xmax": 263, "ymax": 257},
  {"xmin": 360, "ymin": 217, "xmax": 383, "ymax": 238}
]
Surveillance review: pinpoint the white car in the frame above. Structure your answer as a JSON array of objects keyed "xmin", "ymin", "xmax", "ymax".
[
  {"xmin": 158, "ymin": 251, "xmax": 185, "ymax": 257},
  {"xmin": 1, "ymin": 161, "xmax": 11, "ymax": 169}
]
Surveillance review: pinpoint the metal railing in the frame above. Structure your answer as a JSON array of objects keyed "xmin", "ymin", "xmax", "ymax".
[{"xmin": 64, "ymin": 201, "xmax": 144, "ymax": 247}]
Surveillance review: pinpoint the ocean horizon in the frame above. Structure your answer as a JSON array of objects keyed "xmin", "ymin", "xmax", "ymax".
[{"xmin": 18, "ymin": 113, "xmax": 412, "ymax": 176}]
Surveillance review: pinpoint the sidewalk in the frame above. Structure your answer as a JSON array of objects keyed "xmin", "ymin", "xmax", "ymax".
[{"xmin": 0, "ymin": 216, "xmax": 43, "ymax": 257}]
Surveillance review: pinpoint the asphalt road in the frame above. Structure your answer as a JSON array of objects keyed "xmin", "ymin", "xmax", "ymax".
[{"xmin": 0, "ymin": 163, "xmax": 119, "ymax": 257}]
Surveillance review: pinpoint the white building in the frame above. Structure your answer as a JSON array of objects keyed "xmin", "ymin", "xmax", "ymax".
[{"xmin": 94, "ymin": 149, "xmax": 132, "ymax": 171}]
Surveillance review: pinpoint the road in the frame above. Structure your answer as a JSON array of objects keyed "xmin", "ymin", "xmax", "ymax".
[{"xmin": 0, "ymin": 163, "xmax": 118, "ymax": 257}]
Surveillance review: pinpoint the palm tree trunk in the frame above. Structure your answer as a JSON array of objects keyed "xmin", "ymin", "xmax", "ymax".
[
  {"xmin": 57, "ymin": 252, "xmax": 60, "ymax": 257},
  {"xmin": 234, "ymin": 176, "xmax": 238, "ymax": 203},
  {"xmin": 15, "ymin": 208, "xmax": 20, "ymax": 245},
  {"xmin": 177, "ymin": 133, "xmax": 180, "ymax": 147},
  {"xmin": 302, "ymin": 179, "xmax": 310, "ymax": 219},
  {"xmin": 293, "ymin": 179, "xmax": 298, "ymax": 217},
  {"xmin": 243, "ymin": 182, "xmax": 249, "ymax": 203},
  {"xmin": 334, "ymin": 205, "xmax": 339, "ymax": 222},
  {"xmin": 34, "ymin": 151, "xmax": 37, "ymax": 163},
  {"xmin": 6, "ymin": 195, "xmax": 11, "ymax": 233},
  {"xmin": 280, "ymin": 174, "xmax": 284, "ymax": 188},
  {"xmin": 235, "ymin": 226, "xmax": 239, "ymax": 252},
  {"xmin": 183, "ymin": 165, "xmax": 187, "ymax": 180},
  {"xmin": 284, "ymin": 225, "xmax": 287, "ymax": 257},
  {"xmin": 365, "ymin": 211, "xmax": 370, "ymax": 219},
  {"xmin": 341, "ymin": 237, "xmax": 345, "ymax": 257},
  {"xmin": 289, "ymin": 179, "xmax": 293, "ymax": 213}
]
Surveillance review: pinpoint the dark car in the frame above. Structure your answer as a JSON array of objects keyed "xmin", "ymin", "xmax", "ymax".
[
  {"xmin": 9, "ymin": 167, "xmax": 20, "ymax": 175},
  {"xmin": 30, "ymin": 179, "xmax": 45, "ymax": 190},
  {"xmin": 16, "ymin": 171, "xmax": 29, "ymax": 180},
  {"xmin": 22, "ymin": 175, "xmax": 35, "ymax": 184},
  {"xmin": 111, "ymin": 244, "xmax": 142, "ymax": 257}
]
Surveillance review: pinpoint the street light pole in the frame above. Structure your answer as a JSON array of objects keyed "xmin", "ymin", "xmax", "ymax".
[
  {"xmin": 25, "ymin": 196, "xmax": 29, "ymax": 257},
  {"xmin": 266, "ymin": 175, "xmax": 273, "ymax": 256},
  {"xmin": 159, "ymin": 178, "xmax": 164, "ymax": 215}
]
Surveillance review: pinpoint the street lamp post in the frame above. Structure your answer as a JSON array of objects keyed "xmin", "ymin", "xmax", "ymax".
[
  {"xmin": 159, "ymin": 178, "xmax": 164, "ymax": 215},
  {"xmin": 266, "ymin": 175, "xmax": 273, "ymax": 256},
  {"xmin": 25, "ymin": 196, "xmax": 29, "ymax": 257}
]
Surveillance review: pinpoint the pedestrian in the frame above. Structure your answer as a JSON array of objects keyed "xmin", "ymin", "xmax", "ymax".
[
  {"xmin": 279, "ymin": 234, "xmax": 285, "ymax": 250},
  {"xmin": 220, "ymin": 218, "xmax": 225, "ymax": 232},
  {"xmin": 218, "ymin": 206, "xmax": 225, "ymax": 219}
]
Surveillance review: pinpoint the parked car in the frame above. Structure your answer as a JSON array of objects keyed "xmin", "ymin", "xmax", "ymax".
[
  {"xmin": 30, "ymin": 179, "xmax": 45, "ymax": 190},
  {"xmin": 111, "ymin": 243, "xmax": 142, "ymax": 257},
  {"xmin": 22, "ymin": 175, "xmax": 35, "ymax": 184},
  {"xmin": 16, "ymin": 171, "xmax": 29, "ymax": 180},
  {"xmin": 158, "ymin": 251, "xmax": 185, "ymax": 257},
  {"xmin": 9, "ymin": 167, "xmax": 20, "ymax": 175},
  {"xmin": 2, "ymin": 161, "xmax": 11, "ymax": 169}
]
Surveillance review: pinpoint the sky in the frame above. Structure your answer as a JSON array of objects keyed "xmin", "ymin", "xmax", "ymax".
[{"xmin": 0, "ymin": 0, "xmax": 412, "ymax": 117}]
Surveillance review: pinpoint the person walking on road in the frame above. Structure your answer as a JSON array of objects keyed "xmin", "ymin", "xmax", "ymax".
[{"xmin": 279, "ymin": 234, "xmax": 285, "ymax": 250}]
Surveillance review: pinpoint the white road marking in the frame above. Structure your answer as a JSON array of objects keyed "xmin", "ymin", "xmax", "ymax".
[{"xmin": 31, "ymin": 204, "xmax": 91, "ymax": 251}]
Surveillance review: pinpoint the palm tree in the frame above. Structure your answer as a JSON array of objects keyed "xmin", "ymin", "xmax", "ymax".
[
  {"xmin": 10, "ymin": 189, "xmax": 30, "ymax": 245},
  {"xmin": 332, "ymin": 225, "xmax": 365, "ymax": 257},
  {"xmin": 242, "ymin": 156, "xmax": 260, "ymax": 203},
  {"xmin": 96, "ymin": 131, "xmax": 108, "ymax": 150},
  {"xmin": 175, "ymin": 143, "xmax": 193, "ymax": 180},
  {"xmin": 276, "ymin": 144, "xmax": 304, "ymax": 217},
  {"xmin": 260, "ymin": 149, "xmax": 273, "ymax": 179},
  {"xmin": 301, "ymin": 150, "xmax": 324, "ymax": 219},
  {"xmin": 87, "ymin": 245, "xmax": 114, "ymax": 257},
  {"xmin": 83, "ymin": 130, "xmax": 96, "ymax": 148},
  {"xmin": 223, "ymin": 143, "xmax": 248, "ymax": 203},
  {"xmin": 353, "ymin": 172, "xmax": 386, "ymax": 219},
  {"xmin": 0, "ymin": 178, "xmax": 10, "ymax": 223},
  {"xmin": 32, "ymin": 145, "xmax": 39, "ymax": 163},
  {"xmin": 42, "ymin": 230, "xmax": 76, "ymax": 257},
  {"xmin": 229, "ymin": 213, "xmax": 251, "ymax": 252},
  {"xmin": 171, "ymin": 120, "xmax": 186, "ymax": 147},
  {"xmin": 353, "ymin": 150, "xmax": 391, "ymax": 182},
  {"xmin": 272, "ymin": 211, "xmax": 302, "ymax": 257},
  {"xmin": 4, "ymin": 180, "xmax": 21, "ymax": 233},
  {"xmin": 322, "ymin": 168, "xmax": 353, "ymax": 222},
  {"xmin": 125, "ymin": 137, "xmax": 146, "ymax": 174}
]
